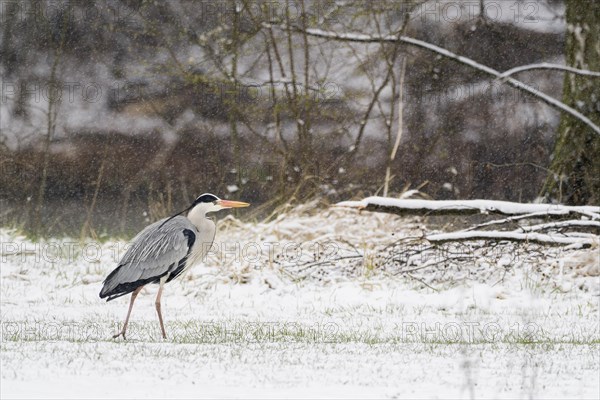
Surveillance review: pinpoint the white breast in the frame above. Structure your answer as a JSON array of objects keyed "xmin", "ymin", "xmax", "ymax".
[{"xmin": 182, "ymin": 216, "xmax": 216, "ymax": 276}]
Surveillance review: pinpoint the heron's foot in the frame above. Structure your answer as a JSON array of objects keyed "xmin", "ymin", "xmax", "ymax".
[{"xmin": 112, "ymin": 331, "xmax": 127, "ymax": 340}]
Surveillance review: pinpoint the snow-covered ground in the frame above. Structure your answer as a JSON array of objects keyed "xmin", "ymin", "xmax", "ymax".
[{"xmin": 1, "ymin": 204, "xmax": 599, "ymax": 399}]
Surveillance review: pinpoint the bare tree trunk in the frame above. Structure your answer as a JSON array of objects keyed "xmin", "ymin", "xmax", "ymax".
[
  {"xmin": 80, "ymin": 144, "xmax": 108, "ymax": 240},
  {"xmin": 284, "ymin": 1, "xmax": 307, "ymax": 177},
  {"xmin": 299, "ymin": 0, "xmax": 314, "ymax": 176},
  {"xmin": 543, "ymin": 0, "xmax": 600, "ymax": 205},
  {"xmin": 33, "ymin": 17, "xmax": 67, "ymax": 234},
  {"xmin": 264, "ymin": 38, "xmax": 289, "ymax": 196},
  {"xmin": 229, "ymin": 0, "xmax": 242, "ymax": 188},
  {"xmin": 384, "ymin": 58, "xmax": 407, "ymax": 197}
]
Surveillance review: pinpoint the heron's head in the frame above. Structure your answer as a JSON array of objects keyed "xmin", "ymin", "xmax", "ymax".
[{"xmin": 189, "ymin": 193, "xmax": 250, "ymax": 215}]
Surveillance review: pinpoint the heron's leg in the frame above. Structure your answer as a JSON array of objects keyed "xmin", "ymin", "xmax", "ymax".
[
  {"xmin": 113, "ymin": 286, "xmax": 143, "ymax": 340},
  {"xmin": 155, "ymin": 276, "xmax": 168, "ymax": 339}
]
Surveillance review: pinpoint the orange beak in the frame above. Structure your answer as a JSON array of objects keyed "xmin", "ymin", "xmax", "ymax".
[{"xmin": 217, "ymin": 199, "xmax": 250, "ymax": 208}]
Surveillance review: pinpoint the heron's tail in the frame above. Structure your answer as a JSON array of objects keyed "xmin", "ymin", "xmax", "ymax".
[
  {"xmin": 99, "ymin": 266, "xmax": 127, "ymax": 301},
  {"xmin": 99, "ymin": 265, "xmax": 161, "ymax": 301}
]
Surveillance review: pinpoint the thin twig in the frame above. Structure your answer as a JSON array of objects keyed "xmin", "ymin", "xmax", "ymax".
[{"xmin": 406, "ymin": 273, "xmax": 439, "ymax": 291}]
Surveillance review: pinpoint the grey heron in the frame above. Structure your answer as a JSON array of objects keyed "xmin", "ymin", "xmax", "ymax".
[{"xmin": 99, "ymin": 193, "xmax": 250, "ymax": 339}]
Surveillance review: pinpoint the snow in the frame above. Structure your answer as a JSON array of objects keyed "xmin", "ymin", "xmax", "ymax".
[
  {"xmin": 226, "ymin": 185, "xmax": 239, "ymax": 193},
  {"xmin": 1, "ymin": 204, "xmax": 599, "ymax": 398}
]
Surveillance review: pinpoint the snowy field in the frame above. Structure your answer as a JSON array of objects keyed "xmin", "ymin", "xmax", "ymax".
[{"xmin": 1, "ymin": 204, "xmax": 599, "ymax": 399}]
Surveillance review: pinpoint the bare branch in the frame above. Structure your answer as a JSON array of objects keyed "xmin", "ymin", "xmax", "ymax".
[
  {"xmin": 265, "ymin": 25, "xmax": 600, "ymax": 136},
  {"xmin": 516, "ymin": 220, "xmax": 600, "ymax": 233},
  {"xmin": 425, "ymin": 230, "xmax": 596, "ymax": 246},
  {"xmin": 462, "ymin": 211, "xmax": 569, "ymax": 231},
  {"xmin": 498, "ymin": 63, "xmax": 600, "ymax": 79}
]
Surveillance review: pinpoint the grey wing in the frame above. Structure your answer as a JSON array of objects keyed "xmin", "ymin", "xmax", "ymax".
[{"xmin": 99, "ymin": 216, "xmax": 197, "ymax": 300}]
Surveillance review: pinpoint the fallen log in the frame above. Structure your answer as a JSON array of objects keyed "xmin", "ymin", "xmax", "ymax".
[{"xmin": 336, "ymin": 197, "xmax": 600, "ymax": 220}]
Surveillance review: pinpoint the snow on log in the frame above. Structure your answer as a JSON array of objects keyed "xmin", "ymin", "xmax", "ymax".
[{"xmin": 335, "ymin": 197, "xmax": 600, "ymax": 220}]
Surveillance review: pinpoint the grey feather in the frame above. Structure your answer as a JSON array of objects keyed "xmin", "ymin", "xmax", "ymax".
[{"xmin": 100, "ymin": 216, "xmax": 198, "ymax": 297}]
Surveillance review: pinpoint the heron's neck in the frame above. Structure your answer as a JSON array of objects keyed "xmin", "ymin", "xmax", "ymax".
[{"xmin": 187, "ymin": 204, "xmax": 210, "ymax": 228}]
